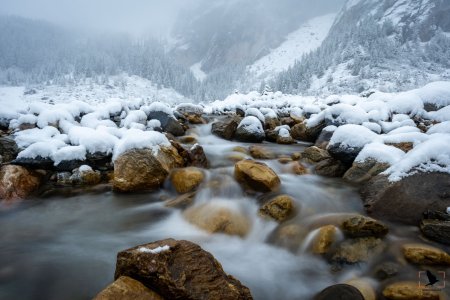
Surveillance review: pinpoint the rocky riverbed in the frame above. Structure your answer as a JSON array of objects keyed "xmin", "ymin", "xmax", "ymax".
[{"xmin": 1, "ymin": 86, "xmax": 450, "ymax": 299}]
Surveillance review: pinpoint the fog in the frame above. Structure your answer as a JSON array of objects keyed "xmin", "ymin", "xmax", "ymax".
[
  {"xmin": 0, "ymin": 0, "xmax": 198, "ymax": 36},
  {"xmin": 0, "ymin": 0, "xmax": 343, "ymax": 37}
]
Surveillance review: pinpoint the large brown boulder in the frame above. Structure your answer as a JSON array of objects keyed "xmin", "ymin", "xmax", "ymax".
[
  {"xmin": 184, "ymin": 202, "xmax": 251, "ymax": 237},
  {"xmin": 94, "ymin": 276, "xmax": 163, "ymax": 300},
  {"xmin": 113, "ymin": 147, "xmax": 184, "ymax": 192},
  {"xmin": 114, "ymin": 239, "xmax": 253, "ymax": 300},
  {"xmin": 0, "ymin": 165, "xmax": 41, "ymax": 201},
  {"xmin": 170, "ymin": 167, "xmax": 204, "ymax": 194},
  {"xmin": 234, "ymin": 160, "xmax": 280, "ymax": 192},
  {"xmin": 361, "ymin": 172, "xmax": 450, "ymax": 225}
]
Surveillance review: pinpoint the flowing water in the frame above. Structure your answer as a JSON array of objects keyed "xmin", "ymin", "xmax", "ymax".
[{"xmin": 0, "ymin": 122, "xmax": 424, "ymax": 300}]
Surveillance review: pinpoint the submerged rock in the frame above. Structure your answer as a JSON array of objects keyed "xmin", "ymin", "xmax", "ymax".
[
  {"xmin": 315, "ymin": 158, "xmax": 348, "ymax": 177},
  {"xmin": 114, "ymin": 239, "xmax": 253, "ymax": 300},
  {"xmin": 302, "ymin": 146, "xmax": 330, "ymax": 163},
  {"xmin": 0, "ymin": 165, "xmax": 41, "ymax": 201},
  {"xmin": 331, "ymin": 237, "xmax": 385, "ymax": 265},
  {"xmin": 94, "ymin": 276, "xmax": 163, "ymax": 300},
  {"xmin": 113, "ymin": 147, "xmax": 184, "ymax": 193},
  {"xmin": 170, "ymin": 167, "xmax": 204, "ymax": 194},
  {"xmin": 361, "ymin": 173, "xmax": 450, "ymax": 225},
  {"xmin": 234, "ymin": 160, "xmax": 280, "ymax": 192},
  {"xmin": 259, "ymin": 194, "xmax": 296, "ymax": 222},
  {"xmin": 249, "ymin": 145, "xmax": 276, "ymax": 159}
]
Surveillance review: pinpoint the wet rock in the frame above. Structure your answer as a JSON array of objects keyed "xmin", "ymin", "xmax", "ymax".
[
  {"xmin": 259, "ymin": 195, "xmax": 296, "ymax": 222},
  {"xmin": 0, "ymin": 137, "xmax": 19, "ymax": 163},
  {"xmin": 383, "ymin": 281, "xmax": 441, "ymax": 300},
  {"xmin": 94, "ymin": 276, "xmax": 163, "ymax": 300},
  {"xmin": 0, "ymin": 165, "xmax": 41, "ymax": 201},
  {"xmin": 373, "ymin": 262, "xmax": 399, "ymax": 280},
  {"xmin": 170, "ymin": 167, "xmax": 204, "ymax": 194},
  {"xmin": 184, "ymin": 202, "xmax": 251, "ymax": 237},
  {"xmin": 235, "ymin": 117, "xmax": 265, "ymax": 143},
  {"xmin": 361, "ymin": 173, "xmax": 450, "ymax": 225},
  {"xmin": 148, "ymin": 111, "xmax": 185, "ymax": 136},
  {"xmin": 115, "ymin": 239, "xmax": 253, "ymax": 300},
  {"xmin": 292, "ymin": 162, "xmax": 308, "ymax": 175},
  {"xmin": 56, "ymin": 172, "xmax": 72, "ymax": 185},
  {"xmin": 343, "ymin": 159, "xmax": 390, "ymax": 184},
  {"xmin": 11, "ymin": 156, "xmax": 54, "ymax": 170},
  {"xmin": 280, "ymin": 117, "xmax": 296, "ymax": 127},
  {"xmin": 185, "ymin": 113, "xmax": 206, "ymax": 124},
  {"xmin": 331, "ymin": 237, "xmax": 385, "ymax": 265},
  {"xmin": 276, "ymin": 134, "xmax": 295, "ymax": 145},
  {"xmin": 315, "ymin": 127, "xmax": 335, "ymax": 149},
  {"xmin": 165, "ymin": 192, "xmax": 196, "ymax": 209},
  {"xmin": 264, "ymin": 129, "xmax": 278, "ymax": 142},
  {"xmin": 312, "ymin": 225, "xmax": 338, "ymax": 255},
  {"xmin": 236, "ymin": 107, "xmax": 245, "ymax": 117},
  {"xmin": 345, "ymin": 279, "xmax": 376, "ymax": 300},
  {"xmin": 302, "ymin": 146, "xmax": 331, "ymax": 163},
  {"xmin": 402, "ymin": 243, "xmax": 450, "ymax": 265},
  {"xmin": 277, "ymin": 156, "xmax": 292, "ymax": 164},
  {"xmin": 423, "ymin": 210, "xmax": 450, "ymax": 221},
  {"xmin": 291, "ymin": 120, "xmax": 325, "ymax": 142},
  {"xmin": 234, "ymin": 160, "xmax": 280, "ymax": 192},
  {"xmin": 178, "ymin": 135, "xmax": 197, "ymax": 144},
  {"xmin": 315, "ymin": 158, "xmax": 348, "ymax": 177},
  {"xmin": 265, "ymin": 117, "xmax": 280, "ymax": 131},
  {"xmin": 211, "ymin": 116, "xmax": 241, "ymax": 140},
  {"xmin": 228, "ymin": 153, "xmax": 247, "ymax": 162},
  {"xmin": 71, "ymin": 166, "xmax": 101, "ymax": 185},
  {"xmin": 341, "ymin": 215, "xmax": 388, "ymax": 238},
  {"xmin": 420, "ymin": 219, "xmax": 450, "ymax": 245},
  {"xmin": 291, "ymin": 152, "xmax": 302, "ymax": 161},
  {"xmin": 188, "ymin": 144, "xmax": 209, "ymax": 168},
  {"xmin": 54, "ymin": 159, "xmax": 85, "ymax": 172},
  {"xmin": 249, "ymin": 145, "xmax": 275, "ymax": 159},
  {"xmin": 327, "ymin": 142, "xmax": 362, "ymax": 165},
  {"xmin": 113, "ymin": 147, "xmax": 184, "ymax": 193},
  {"xmin": 86, "ymin": 152, "xmax": 114, "ymax": 171},
  {"xmin": 315, "ymin": 284, "xmax": 364, "ymax": 300}
]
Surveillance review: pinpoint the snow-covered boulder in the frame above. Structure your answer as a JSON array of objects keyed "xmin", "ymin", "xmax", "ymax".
[
  {"xmin": 147, "ymin": 102, "xmax": 185, "ymax": 136},
  {"xmin": 235, "ymin": 116, "xmax": 265, "ymax": 143},
  {"xmin": 328, "ymin": 125, "xmax": 378, "ymax": 165}
]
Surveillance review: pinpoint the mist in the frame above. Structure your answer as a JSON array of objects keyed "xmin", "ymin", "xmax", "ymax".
[{"xmin": 0, "ymin": 0, "xmax": 198, "ymax": 36}]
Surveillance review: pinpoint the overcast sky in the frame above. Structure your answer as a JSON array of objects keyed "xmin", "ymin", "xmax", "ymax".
[{"xmin": 0, "ymin": 0, "xmax": 196, "ymax": 36}]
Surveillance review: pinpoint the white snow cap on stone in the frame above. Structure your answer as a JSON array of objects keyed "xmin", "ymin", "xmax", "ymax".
[
  {"xmin": 138, "ymin": 245, "xmax": 170, "ymax": 254},
  {"xmin": 238, "ymin": 116, "xmax": 264, "ymax": 134},
  {"xmin": 113, "ymin": 129, "xmax": 171, "ymax": 161}
]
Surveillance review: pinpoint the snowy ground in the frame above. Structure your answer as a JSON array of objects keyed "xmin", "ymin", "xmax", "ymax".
[
  {"xmin": 190, "ymin": 62, "xmax": 207, "ymax": 82},
  {"xmin": 247, "ymin": 14, "xmax": 336, "ymax": 83},
  {"xmin": 1, "ymin": 77, "xmax": 450, "ymax": 183}
]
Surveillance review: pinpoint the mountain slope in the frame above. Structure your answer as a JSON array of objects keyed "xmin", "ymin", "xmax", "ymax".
[{"xmin": 272, "ymin": 0, "xmax": 450, "ymax": 95}]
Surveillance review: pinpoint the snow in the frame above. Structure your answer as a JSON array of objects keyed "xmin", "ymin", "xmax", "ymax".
[
  {"xmin": 17, "ymin": 140, "xmax": 67, "ymax": 160},
  {"xmin": 138, "ymin": 245, "xmax": 170, "ymax": 254},
  {"xmin": 329, "ymin": 124, "xmax": 378, "ymax": 148},
  {"xmin": 121, "ymin": 110, "xmax": 148, "ymax": 128},
  {"xmin": 384, "ymin": 135, "xmax": 450, "ymax": 182},
  {"xmin": 190, "ymin": 62, "xmax": 207, "ymax": 82},
  {"xmin": 148, "ymin": 101, "xmax": 174, "ymax": 117},
  {"xmin": 113, "ymin": 129, "xmax": 171, "ymax": 161},
  {"xmin": 14, "ymin": 126, "xmax": 61, "ymax": 148},
  {"xmin": 245, "ymin": 108, "xmax": 265, "ymax": 123},
  {"xmin": 248, "ymin": 14, "xmax": 336, "ymax": 82},
  {"xmin": 53, "ymin": 146, "xmax": 87, "ymax": 165},
  {"xmin": 78, "ymin": 165, "xmax": 93, "ymax": 173},
  {"xmin": 427, "ymin": 106, "xmax": 450, "ymax": 122},
  {"xmin": 68, "ymin": 126, "xmax": 119, "ymax": 155},
  {"xmin": 355, "ymin": 142, "xmax": 405, "ymax": 165},
  {"xmin": 278, "ymin": 128, "xmax": 291, "ymax": 138},
  {"xmin": 427, "ymin": 121, "xmax": 450, "ymax": 134},
  {"xmin": 237, "ymin": 116, "xmax": 264, "ymax": 134}
]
